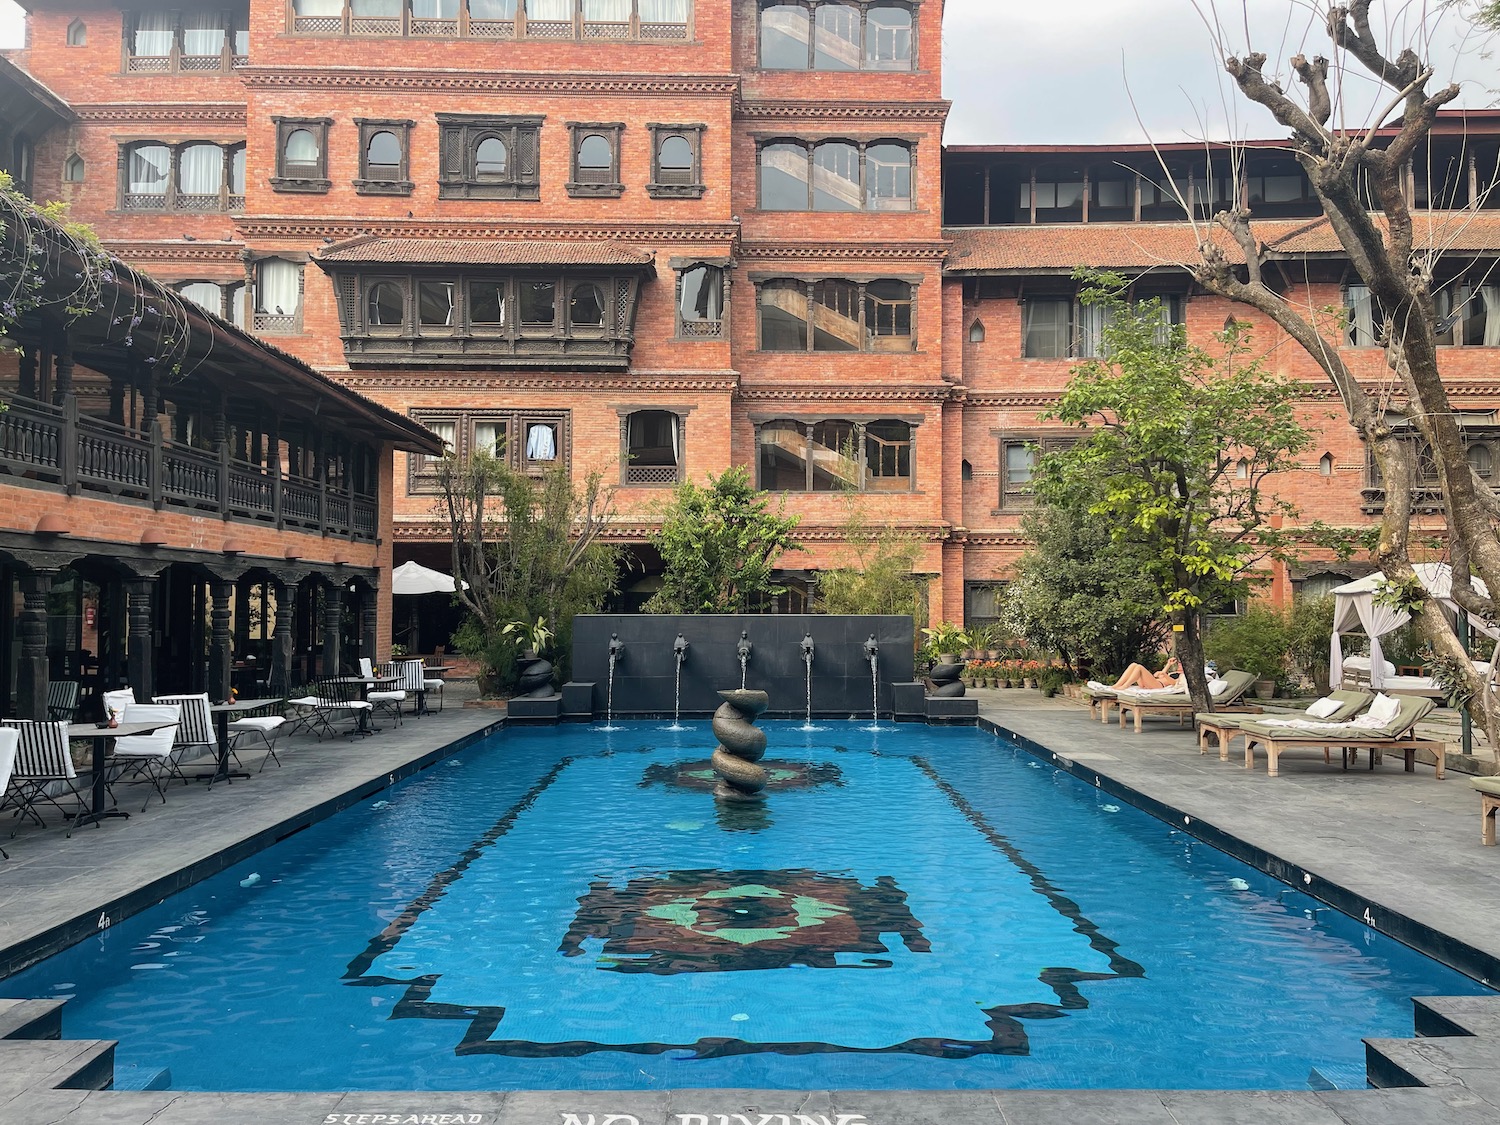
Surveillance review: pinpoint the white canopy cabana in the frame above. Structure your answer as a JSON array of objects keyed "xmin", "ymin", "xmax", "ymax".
[
  {"xmin": 392, "ymin": 560, "xmax": 467, "ymax": 596},
  {"xmin": 1330, "ymin": 562, "xmax": 1496, "ymax": 688}
]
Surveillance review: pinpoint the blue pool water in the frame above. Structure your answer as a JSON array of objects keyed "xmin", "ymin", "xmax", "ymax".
[{"xmin": 2, "ymin": 721, "xmax": 1489, "ymax": 1092}]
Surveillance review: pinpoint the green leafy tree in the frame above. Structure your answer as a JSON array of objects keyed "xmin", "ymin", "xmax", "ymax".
[
  {"xmin": 646, "ymin": 466, "xmax": 801, "ymax": 613},
  {"xmin": 813, "ymin": 493, "xmax": 928, "ymax": 625},
  {"xmin": 1003, "ymin": 496, "xmax": 1168, "ymax": 678},
  {"xmin": 440, "ymin": 455, "xmax": 618, "ymax": 692},
  {"xmin": 1286, "ymin": 594, "xmax": 1337, "ymax": 695},
  {"xmin": 1036, "ymin": 272, "xmax": 1312, "ymax": 711}
]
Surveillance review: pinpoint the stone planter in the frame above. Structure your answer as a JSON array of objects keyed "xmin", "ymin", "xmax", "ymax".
[{"xmin": 1252, "ymin": 679, "xmax": 1277, "ymax": 700}]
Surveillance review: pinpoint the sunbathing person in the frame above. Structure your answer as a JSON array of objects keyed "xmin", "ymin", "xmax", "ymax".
[{"xmin": 1110, "ymin": 658, "xmax": 1181, "ymax": 690}]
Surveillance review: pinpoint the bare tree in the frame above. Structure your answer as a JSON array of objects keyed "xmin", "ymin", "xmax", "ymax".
[{"xmin": 1188, "ymin": 2, "xmax": 1500, "ymax": 751}]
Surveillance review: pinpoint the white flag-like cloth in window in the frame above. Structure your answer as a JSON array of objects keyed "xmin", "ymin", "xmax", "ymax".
[{"xmin": 526, "ymin": 424, "xmax": 556, "ymax": 461}]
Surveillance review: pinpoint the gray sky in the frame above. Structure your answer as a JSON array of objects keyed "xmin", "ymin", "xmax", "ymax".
[{"xmin": 0, "ymin": 0, "xmax": 1492, "ymax": 143}]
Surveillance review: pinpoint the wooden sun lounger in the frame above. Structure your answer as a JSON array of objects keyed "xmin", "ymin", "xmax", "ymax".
[
  {"xmin": 1198, "ymin": 690, "xmax": 1374, "ymax": 760},
  {"xmin": 1115, "ymin": 671, "xmax": 1259, "ymax": 734},
  {"xmin": 1477, "ymin": 778, "xmax": 1500, "ymax": 846},
  {"xmin": 1239, "ymin": 697, "xmax": 1444, "ymax": 779}
]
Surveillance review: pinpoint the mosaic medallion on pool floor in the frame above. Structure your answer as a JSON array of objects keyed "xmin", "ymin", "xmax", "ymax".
[{"xmin": 344, "ymin": 748, "xmax": 1141, "ymax": 1059}]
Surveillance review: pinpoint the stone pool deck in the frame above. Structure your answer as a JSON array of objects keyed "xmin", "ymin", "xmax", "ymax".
[{"xmin": 3, "ymin": 693, "xmax": 1500, "ymax": 1124}]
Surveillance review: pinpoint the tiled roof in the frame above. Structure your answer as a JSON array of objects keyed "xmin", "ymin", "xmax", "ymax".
[
  {"xmin": 944, "ymin": 212, "xmax": 1500, "ymax": 273},
  {"xmin": 318, "ymin": 235, "xmax": 656, "ymax": 267}
]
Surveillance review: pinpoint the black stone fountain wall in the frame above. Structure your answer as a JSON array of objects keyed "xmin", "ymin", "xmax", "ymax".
[{"xmin": 569, "ymin": 615, "xmax": 915, "ymax": 719}]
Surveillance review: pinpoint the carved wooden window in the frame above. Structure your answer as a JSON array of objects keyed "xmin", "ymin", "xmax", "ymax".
[
  {"xmin": 622, "ymin": 409, "xmax": 684, "ymax": 486},
  {"xmin": 123, "ymin": 7, "xmax": 249, "ymax": 73},
  {"xmin": 757, "ymin": 278, "xmax": 915, "ymax": 353},
  {"xmin": 253, "ymin": 258, "xmax": 304, "ymax": 335},
  {"xmin": 758, "ymin": 138, "xmax": 913, "ymax": 211},
  {"xmin": 648, "ymin": 123, "xmax": 706, "ymax": 198},
  {"xmin": 568, "ymin": 123, "xmax": 625, "ymax": 198},
  {"xmin": 120, "ymin": 141, "xmax": 245, "ymax": 212},
  {"xmin": 756, "ymin": 417, "xmax": 914, "ymax": 492},
  {"xmin": 676, "ymin": 264, "xmax": 724, "ymax": 339},
  {"xmin": 272, "ymin": 118, "xmax": 332, "ymax": 193},
  {"xmin": 407, "ymin": 408, "xmax": 569, "ymax": 492},
  {"xmin": 438, "ymin": 115, "xmax": 541, "ymax": 200},
  {"xmin": 355, "ymin": 119, "xmax": 414, "ymax": 195},
  {"xmin": 290, "ymin": 0, "xmax": 690, "ymax": 40},
  {"xmin": 759, "ymin": 2, "xmax": 914, "ymax": 71}
]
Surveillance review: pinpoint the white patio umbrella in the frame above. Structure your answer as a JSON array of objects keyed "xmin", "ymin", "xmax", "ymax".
[
  {"xmin": 1330, "ymin": 562, "xmax": 1497, "ymax": 688},
  {"xmin": 391, "ymin": 560, "xmax": 467, "ymax": 596}
]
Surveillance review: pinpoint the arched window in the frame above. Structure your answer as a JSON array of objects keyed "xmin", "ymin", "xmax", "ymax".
[
  {"xmin": 283, "ymin": 129, "xmax": 320, "ymax": 175},
  {"xmin": 178, "ymin": 282, "xmax": 223, "ymax": 314},
  {"xmin": 968, "ymin": 319, "xmax": 986, "ymax": 343},
  {"xmin": 760, "ymin": 142, "xmax": 809, "ymax": 210},
  {"xmin": 657, "ymin": 135, "xmax": 694, "ymax": 183},
  {"xmin": 475, "ymin": 137, "xmax": 508, "ymax": 179},
  {"xmin": 63, "ymin": 154, "xmax": 85, "ymax": 183},
  {"xmin": 814, "ymin": 4, "xmax": 860, "ymax": 69},
  {"xmin": 177, "ymin": 143, "xmax": 224, "ymax": 205},
  {"xmin": 365, "ymin": 130, "xmax": 403, "ymax": 181},
  {"xmin": 124, "ymin": 143, "xmax": 171, "ymax": 206},
  {"xmin": 760, "ymin": 4, "xmax": 810, "ymax": 69},
  {"xmin": 225, "ymin": 281, "xmax": 247, "ymax": 328},
  {"xmin": 66, "ymin": 18, "xmax": 87, "ymax": 46},
  {"xmin": 1319, "ymin": 452, "xmax": 1335, "ymax": 477},
  {"xmin": 570, "ymin": 283, "xmax": 606, "ymax": 328},
  {"xmin": 576, "ymin": 134, "xmax": 613, "ymax": 183},
  {"xmin": 865, "ymin": 5, "xmax": 913, "ymax": 69},
  {"xmin": 229, "ymin": 147, "xmax": 246, "ymax": 198},
  {"xmin": 367, "ymin": 282, "xmax": 405, "ymax": 328},
  {"xmin": 812, "ymin": 141, "xmax": 861, "ymax": 211},
  {"xmin": 1468, "ymin": 443, "xmax": 1493, "ymax": 481},
  {"xmin": 625, "ymin": 410, "xmax": 682, "ymax": 484},
  {"xmin": 865, "ymin": 142, "xmax": 912, "ymax": 209},
  {"xmin": 1235, "ymin": 458, "xmax": 1250, "ymax": 480},
  {"xmin": 677, "ymin": 264, "xmax": 724, "ymax": 336}
]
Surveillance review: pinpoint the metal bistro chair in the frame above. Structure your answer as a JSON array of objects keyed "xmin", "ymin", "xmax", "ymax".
[
  {"xmin": 315, "ymin": 678, "xmax": 375, "ymax": 739},
  {"xmin": 107, "ymin": 703, "xmax": 181, "ymax": 812},
  {"xmin": 151, "ymin": 694, "xmax": 217, "ymax": 779},
  {"xmin": 422, "ymin": 663, "xmax": 445, "ymax": 712},
  {"xmin": 227, "ymin": 702, "xmax": 288, "ymax": 773},
  {"xmin": 47, "ymin": 681, "xmax": 80, "ymax": 723},
  {"xmin": 0, "ymin": 720, "xmax": 89, "ymax": 838},
  {"xmin": 370, "ymin": 662, "xmax": 409, "ymax": 727}
]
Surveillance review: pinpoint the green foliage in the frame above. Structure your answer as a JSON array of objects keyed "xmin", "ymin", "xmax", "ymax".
[
  {"xmin": 813, "ymin": 493, "xmax": 928, "ymax": 625},
  {"xmin": 1285, "ymin": 595, "xmax": 1336, "ymax": 691},
  {"xmin": 1374, "ymin": 575, "xmax": 1427, "ymax": 617},
  {"xmin": 501, "ymin": 616, "xmax": 554, "ymax": 657},
  {"xmin": 1035, "ymin": 271, "xmax": 1313, "ymax": 700},
  {"xmin": 1203, "ymin": 606, "xmax": 1289, "ymax": 682},
  {"xmin": 440, "ymin": 455, "xmax": 618, "ymax": 693},
  {"xmin": 1003, "ymin": 495, "xmax": 1169, "ymax": 676},
  {"xmin": 646, "ymin": 466, "xmax": 801, "ymax": 613},
  {"xmin": 919, "ymin": 621, "xmax": 970, "ymax": 661}
]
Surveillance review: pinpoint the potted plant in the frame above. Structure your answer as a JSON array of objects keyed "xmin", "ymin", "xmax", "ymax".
[
  {"xmin": 502, "ymin": 617, "xmax": 557, "ymax": 699},
  {"xmin": 920, "ymin": 621, "xmax": 971, "ymax": 666},
  {"xmin": 1038, "ymin": 666, "xmax": 1068, "ymax": 698}
]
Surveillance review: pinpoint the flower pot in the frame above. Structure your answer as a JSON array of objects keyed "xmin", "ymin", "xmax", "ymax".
[
  {"xmin": 1252, "ymin": 679, "xmax": 1276, "ymax": 700},
  {"xmin": 1025, "ymin": 677, "xmax": 1037, "ymax": 689}
]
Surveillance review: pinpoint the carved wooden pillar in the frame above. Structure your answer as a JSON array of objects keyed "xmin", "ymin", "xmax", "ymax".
[
  {"xmin": 18, "ymin": 344, "xmax": 37, "ymax": 400},
  {"xmin": 321, "ymin": 582, "xmax": 344, "ymax": 678},
  {"xmin": 107, "ymin": 373, "xmax": 127, "ymax": 426},
  {"xmin": 16, "ymin": 570, "xmax": 55, "ymax": 721},
  {"xmin": 139, "ymin": 368, "xmax": 158, "ymax": 437},
  {"xmin": 53, "ymin": 332, "xmax": 75, "ymax": 407},
  {"xmin": 126, "ymin": 576, "xmax": 157, "ymax": 702},
  {"xmin": 271, "ymin": 579, "xmax": 297, "ymax": 695},
  {"xmin": 208, "ymin": 579, "xmax": 234, "ymax": 703},
  {"xmin": 360, "ymin": 583, "xmax": 378, "ymax": 669}
]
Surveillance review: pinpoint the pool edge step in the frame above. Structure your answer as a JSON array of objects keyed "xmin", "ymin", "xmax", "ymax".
[{"xmin": 0, "ymin": 998, "xmax": 64, "ymax": 1040}]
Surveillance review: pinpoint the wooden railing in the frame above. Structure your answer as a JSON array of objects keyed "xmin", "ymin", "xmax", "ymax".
[{"xmin": 0, "ymin": 396, "xmax": 379, "ymax": 542}]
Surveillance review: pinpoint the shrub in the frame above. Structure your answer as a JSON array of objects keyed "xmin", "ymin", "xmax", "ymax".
[{"xmin": 1203, "ymin": 606, "xmax": 1289, "ymax": 682}]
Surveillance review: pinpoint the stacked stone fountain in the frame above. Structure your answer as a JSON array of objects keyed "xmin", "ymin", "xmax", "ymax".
[{"xmin": 710, "ymin": 689, "xmax": 770, "ymax": 803}]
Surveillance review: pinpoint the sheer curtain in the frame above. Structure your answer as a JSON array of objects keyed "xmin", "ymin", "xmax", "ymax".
[
  {"xmin": 583, "ymin": 0, "xmax": 630, "ymax": 18},
  {"xmin": 181, "ymin": 11, "xmax": 225, "ymax": 54},
  {"xmin": 474, "ymin": 422, "xmax": 506, "ymax": 459},
  {"xmin": 669, "ymin": 414, "xmax": 680, "ymax": 464},
  {"xmin": 526, "ymin": 0, "xmax": 573, "ymax": 18},
  {"xmin": 469, "ymin": 0, "xmax": 517, "ymax": 15},
  {"xmin": 128, "ymin": 146, "xmax": 171, "ymax": 194},
  {"xmin": 256, "ymin": 260, "xmax": 301, "ymax": 315},
  {"xmin": 640, "ymin": 0, "xmax": 689, "ymax": 20},
  {"xmin": 295, "ymin": 0, "xmax": 343, "ymax": 14},
  {"xmin": 132, "ymin": 11, "xmax": 174, "ymax": 55},
  {"xmin": 178, "ymin": 283, "xmax": 222, "ymax": 313},
  {"xmin": 1346, "ymin": 284, "xmax": 1376, "ymax": 346},
  {"xmin": 178, "ymin": 145, "xmax": 224, "ymax": 196},
  {"xmin": 1483, "ymin": 285, "xmax": 1500, "ymax": 347}
]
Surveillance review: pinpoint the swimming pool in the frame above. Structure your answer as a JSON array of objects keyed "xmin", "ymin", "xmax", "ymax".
[{"xmin": 2, "ymin": 721, "xmax": 1488, "ymax": 1092}]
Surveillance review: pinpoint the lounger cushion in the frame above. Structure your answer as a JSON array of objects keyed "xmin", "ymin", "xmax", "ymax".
[
  {"xmin": 1306, "ymin": 697, "xmax": 1341, "ymax": 719},
  {"xmin": 1209, "ymin": 679, "xmax": 1231, "ymax": 697},
  {"xmin": 1472, "ymin": 777, "xmax": 1500, "ymax": 796},
  {"xmin": 1367, "ymin": 693, "xmax": 1401, "ymax": 727},
  {"xmin": 229, "ymin": 717, "xmax": 285, "ymax": 733},
  {"xmin": 368, "ymin": 691, "xmax": 406, "ymax": 703}
]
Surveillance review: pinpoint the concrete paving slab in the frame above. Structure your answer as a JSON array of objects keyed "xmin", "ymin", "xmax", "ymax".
[
  {"xmin": 994, "ymin": 1089, "xmax": 1174, "ymax": 1125},
  {"xmin": 1159, "ymin": 1090, "xmax": 1348, "ymax": 1125},
  {"xmin": 1317, "ymin": 1088, "xmax": 1500, "ymax": 1125}
]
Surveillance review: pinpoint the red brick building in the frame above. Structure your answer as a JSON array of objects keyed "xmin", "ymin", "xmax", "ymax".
[{"xmin": 4, "ymin": 1, "xmax": 1498, "ymax": 636}]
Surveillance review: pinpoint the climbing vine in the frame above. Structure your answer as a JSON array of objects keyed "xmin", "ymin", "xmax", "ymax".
[{"xmin": 0, "ymin": 172, "xmax": 200, "ymax": 388}]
